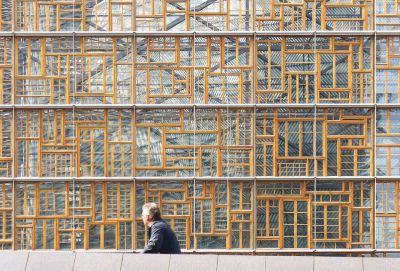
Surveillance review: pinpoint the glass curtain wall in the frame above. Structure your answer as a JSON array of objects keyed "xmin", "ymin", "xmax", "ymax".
[{"xmin": 0, "ymin": 0, "xmax": 399, "ymax": 253}]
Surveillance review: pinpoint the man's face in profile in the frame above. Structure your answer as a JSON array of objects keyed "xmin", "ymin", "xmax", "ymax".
[{"xmin": 142, "ymin": 211, "xmax": 152, "ymax": 227}]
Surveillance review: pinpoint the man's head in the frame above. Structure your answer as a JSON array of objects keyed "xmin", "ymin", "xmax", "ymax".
[{"xmin": 142, "ymin": 203, "xmax": 162, "ymax": 227}]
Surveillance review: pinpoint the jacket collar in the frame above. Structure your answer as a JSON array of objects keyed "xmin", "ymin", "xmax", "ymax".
[{"xmin": 149, "ymin": 219, "xmax": 162, "ymax": 229}]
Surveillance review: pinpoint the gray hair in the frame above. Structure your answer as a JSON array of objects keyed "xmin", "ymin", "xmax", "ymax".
[{"xmin": 142, "ymin": 203, "xmax": 162, "ymax": 220}]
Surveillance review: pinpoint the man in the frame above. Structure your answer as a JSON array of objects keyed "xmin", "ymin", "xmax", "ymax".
[{"xmin": 141, "ymin": 202, "xmax": 181, "ymax": 254}]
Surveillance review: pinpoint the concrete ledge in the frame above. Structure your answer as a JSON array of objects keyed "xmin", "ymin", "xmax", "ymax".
[
  {"xmin": 266, "ymin": 256, "xmax": 313, "ymax": 271},
  {"xmin": 26, "ymin": 251, "xmax": 76, "ymax": 271},
  {"xmin": 0, "ymin": 251, "xmax": 29, "ymax": 271},
  {"xmin": 121, "ymin": 254, "xmax": 170, "ymax": 271},
  {"xmin": 218, "ymin": 255, "xmax": 265, "ymax": 271},
  {"xmin": 73, "ymin": 252, "xmax": 122, "ymax": 271},
  {"xmin": 363, "ymin": 257, "xmax": 387, "ymax": 271},
  {"xmin": 315, "ymin": 256, "xmax": 363, "ymax": 271},
  {"xmin": 169, "ymin": 254, "xmax": 217, "ymax": 271},
  {"xmin": 363, "ymin": 257, "xmax": 400, "ymax": 271},
  {"xmin": 1, "ymin": 252, "xmax": 399, "ymax": 271}
]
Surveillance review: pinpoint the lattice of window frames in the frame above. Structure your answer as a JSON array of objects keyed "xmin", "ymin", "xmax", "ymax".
[
  {"xmin": 135, "ymin": 0, "xmax": 252, "ymax": 31},
  {"xmin": 16, "ymin": 0, "xmax": 133, "ymax": 31},
  {"xmin": 15, "ymin": 109, "xmax": 134, "ymax": 177},
  {"xmin": 135, "ymin": 181, "xmax": 193, "ymax": 250},
  {"xmin": 376, "ymin": 36, "xmax": 400, "ymax": 104},
  {"xmin": 74, "ymin": 37, "xmax": 134, "ymax": 104},
  {"xmin": 317, "ymin": 0, "xmax": 373, "ymax": 31},
  {"xmin": 0, "ymin": 0, "xmax": 11, "ymax": 30},
  {"xmin": 199, "ymin": 109, "xmax": 253, "ymax": 177},
  {"xmin": 256, "ymin": 36, "xmax": 372, "ymax": 104},
  {"xmin": 255, "ymin": 108, "xmax": 316, "ymax": 177},
  {"xmin": 16, "ymin": 37, "xmax": 133, "ymax": 104},
  {"xmin": 78, "ymin": 181, "xmax": 134, "ymax": 250},
  {"xmin": 376, "ymin": 181, "xmax": 400, "ymax": 249},
  {"xmin": 135, "ymin": 0, "xmax": 189, "ymax": 31},
  {"xmin": 75, "ymin": 109, "xmax": 134, "ymax": 177},
  {"xmin": 14, "ymin": 181, "xmax": 134, "ymax": 250},
  {"xmin": 135, "ymin": 180, "xmax": 253, "ymax": 250},
  {"xmin": 256, "ymin": 180, "xmax": 372, "ymax": 249},
  {"xmin": 194, "ymin": 36, "xmax": 252, "ymax": 104},
  {"xmin": 313, "ymin": 180, "xmax": 373, "ymax": 249},
  {"xmin": 135, "ymin": 36, "xmax": 194, "ymax": 104},
  {"xmin": 255, "ymin": 0, "xmax": 372, "ymax": 31},
  {"xmin": 0, "ymin": 182, "xmax": 12, "ymax": 250},
  {"xmin": 135, "ymin": 108, "xmax": 253, "ymax": 177},
  {"xmin": 256, "ymin": 37, "xmax": 316, "ymax": 104},
  {"xmin": 194, "ymin": 109, "xmax": 220, "ymax": 177},
  {"xmin": 16, "ymin": 0, "xmax": 80, "ymax": 31},
  {"xmin": 0, "ymin": 111, "xmax": 12, "ymax": 177},
  {"xmin": 192, "ymin": 0, "xmax": 252, "ymax": 31},
  {"xmin": 255, "ymin": 0, "xmax": 314, "ymax": 31},
  {"xmin": 376, "ymin": 0, "xmax": 400, "ymax": 30},
  {"xmin": 0, "ymin": 37, "xmax": 12, "ymax": 104},
  {"xmin": 256, "ymin": 182, "xmax": 309, "ymax": 249},
  {"xmin": 79, "ymin": 0, "xmax": 133, "ymax": 31},
  {"xmin": 16, "ymin": 37, "xmax": 75, "ymax": 104},
  {"xmin": 135, "ymin": 36, "xmax": 252, "ymax": 104},
  {"xmin": 376, "ymin": 109, "xmax": 400, "ymax": 176},
  {"xmin": 195, "ymin": 180, "xmax": 253, "ymax": 249},
  {"xmin": 135, "ymin": 109, "xmax": 195, "ymax": 177},
  {"xmin": 316, "ymin": 36, "xmax": 373, "ymax": 104},
  {"xmin": 316, "ymin": 108, "xmax": 373, "ymax": 176},
  {"xmin": 255, "ymin": 108, "xmax": 372, "ymax": 177}
]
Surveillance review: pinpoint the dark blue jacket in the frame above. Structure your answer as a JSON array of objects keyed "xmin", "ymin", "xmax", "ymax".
[{"xmin": 142, "ymin": 220, "xmax": 181, "ymax": 254}]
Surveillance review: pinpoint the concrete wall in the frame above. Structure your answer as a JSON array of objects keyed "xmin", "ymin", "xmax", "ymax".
[{"xmin": 0, "ymin": 252, "xmax": 399, "ymax": 271}]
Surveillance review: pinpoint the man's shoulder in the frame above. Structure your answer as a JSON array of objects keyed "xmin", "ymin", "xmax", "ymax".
[{"xmin": 152, "ymin": 220, "xmax": 168, "ymax": 229}]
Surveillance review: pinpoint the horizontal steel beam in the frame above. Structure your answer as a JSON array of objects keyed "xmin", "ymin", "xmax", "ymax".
[
  {"xmin": 2, "ymin": 30, "xmax": 399, "ymax": 37},
  {"xmin": 0, "ymin": 104, "xmax": 386, "ymax": 110},
  {"xmin": 222, "ymin": 248, "xmax": 400, "ymax": 254},
  {"xmin": 0, "ymin": 176, "xmax": 387, "ymax": 182},
  {"xmin": 137, "ymin": 248, "xmax": 400, "ymax": 254},
  {"xmin": 65, "ymin": 248, "xmax": 400, "ymax": 253}
]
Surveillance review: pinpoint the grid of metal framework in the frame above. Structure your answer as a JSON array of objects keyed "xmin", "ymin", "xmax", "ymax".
[{"xmin": 0, "ymin": 0, "xmax": 399, "ymax": 254}]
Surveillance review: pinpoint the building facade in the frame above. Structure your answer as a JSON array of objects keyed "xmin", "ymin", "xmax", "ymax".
[{"xmin": 0, "ymin": 0, "xmax": 399, "ymax": 254}]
